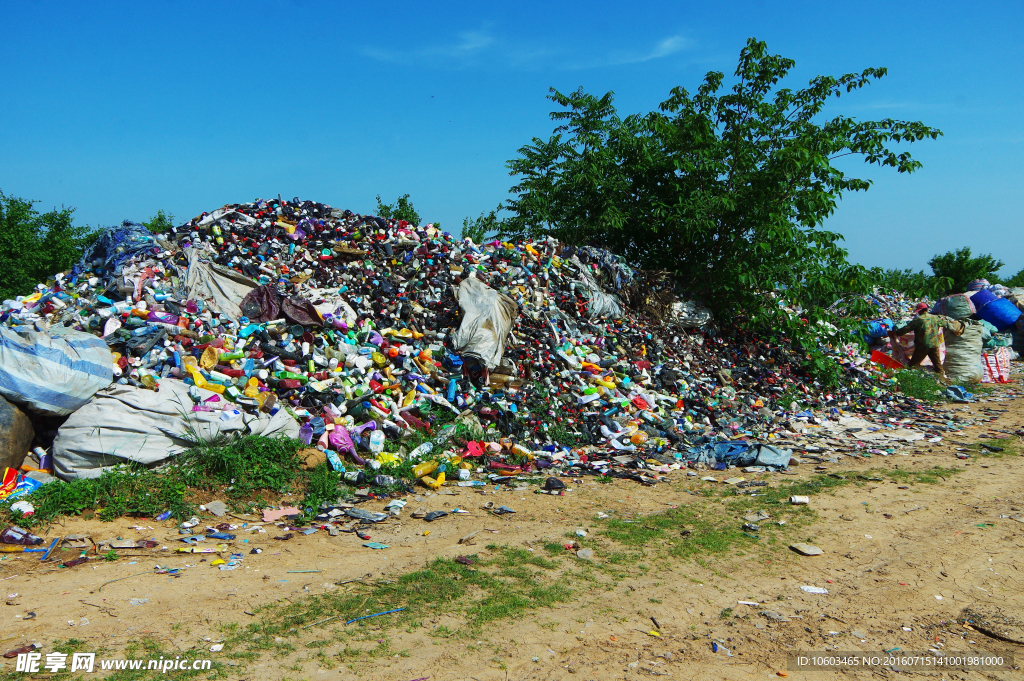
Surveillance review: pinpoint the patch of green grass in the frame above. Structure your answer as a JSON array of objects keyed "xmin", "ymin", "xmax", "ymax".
[
  {"xmin": 880, "ymin": 466, "xmax": 962, "ymax": 485},
  {"xmin": 543, "ymin": 542, "xmax": 566, "ymax": 555},
  {"xmin": 719, "ymin": 607, "xmax": 733, "ymax": 619},
  {"xmin": 0, "ymin": 464, "xmax": 193, "ymax": 528},
  {"xmin": 226, "ymin": 544, "xmax": 570, "ymax": 667},
  {"xmin": 0, "ymin": 434, "xmax": 348, "ymax": 528},
  {"xmin": 598, "ymin": 474, "xmax": 853, "ymax": 562},
  {"xmin": 176, "ymin": 434, "xmax": 306, "ymax": 499}
]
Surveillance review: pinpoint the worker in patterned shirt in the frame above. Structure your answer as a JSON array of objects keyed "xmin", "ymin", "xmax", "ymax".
[{"xmin": 888, "ymin": 302, "xmax": 964, "ymax": 377}]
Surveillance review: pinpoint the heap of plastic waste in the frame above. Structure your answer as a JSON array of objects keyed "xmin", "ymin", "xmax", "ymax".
[{"xmin": 1, "ymin": 197, "xmax": 935, "ymax": 486}]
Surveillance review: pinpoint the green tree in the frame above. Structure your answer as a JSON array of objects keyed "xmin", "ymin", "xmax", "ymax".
[
  {"xmin": 142, "ymin": 209, "xmax": 175, "ymax": 234},
  {"xmin": 868, "ymin": 267, "xmax": 950, "ymax": 299},
  {"xmin": 502, "ymin": 38, "xmax": 942, "ymax": 325},
  {"xmin": 1001, "ymin": 267, "xmax": 1024, "ymax": 289},
  {"xmin": 0, "ymin": 190, "xmax": 97, "ymax": 302},
  {"xmin": 927, "ymin": 248, "xmax": 1003, "ymax": 295},
  {"xmin": 374, "ymin": 194, "xmax": 421, "ymax": 225},
  {"xmin": 460, "ymin": 207, "xmax": 503, "ymax": 243}
]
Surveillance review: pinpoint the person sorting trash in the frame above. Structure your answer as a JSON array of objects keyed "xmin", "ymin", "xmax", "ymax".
[{"xmin": 888, "ymin": 302, "xmax": 964, "ymax": 376}]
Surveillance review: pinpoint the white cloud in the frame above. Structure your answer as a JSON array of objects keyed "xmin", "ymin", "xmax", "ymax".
[
  {"xmin": 613, "ymin": 35, "xmax": 689, "ymax": 65},
  {"xmin": 562, "ymin": 34, "xmax": 690, "ymax": 70},
  {"xmin": 361, "ymin": 30, "xmax": 690, "ymax": 71},
  {"xmin": 361, "ymin": 28, "xmax": 495, "ymax": 65}
]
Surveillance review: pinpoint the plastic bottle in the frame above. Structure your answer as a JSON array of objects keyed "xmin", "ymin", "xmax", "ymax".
[
  {"xmin": 343, "ymin": 470, "xmax": 366, "ymax": 485},
  {"xmin": 0, "ymin": 526, "xmax": 43, "ymax": 545},
  {"xmin": 412, "ymin": 460, "xmax": 438, "ymax": 479},
  {"xmin": 408, "ymin": 442, "xmax": 433, "ymax": 459},
  {"xmin": 368, "ymin": 430, "xmax": 385, "ymax": 455}
]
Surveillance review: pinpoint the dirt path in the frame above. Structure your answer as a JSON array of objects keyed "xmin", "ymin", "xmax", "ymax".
[{"xmin": 3, "ymin": 383, "xmax": 1024, "ymax": 680}]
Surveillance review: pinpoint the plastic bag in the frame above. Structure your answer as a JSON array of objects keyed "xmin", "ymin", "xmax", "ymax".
[
  {"xmin": 0, "ymin": 323, "xmax": 112, "ymax": 416},
  {"xmin": 944, "ymin": 320, "xmax": 984, "ymax": 384}
]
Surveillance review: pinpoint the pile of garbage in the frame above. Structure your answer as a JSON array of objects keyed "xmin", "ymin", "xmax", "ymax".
[{"xmin": 0, "ymin": 197, "xmax": 998, "ymax": 511}]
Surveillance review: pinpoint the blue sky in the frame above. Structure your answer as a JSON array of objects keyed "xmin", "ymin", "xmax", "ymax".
[{"xmin": 2, "ymin": 1, "xmax": 1022, "ymax": 275}]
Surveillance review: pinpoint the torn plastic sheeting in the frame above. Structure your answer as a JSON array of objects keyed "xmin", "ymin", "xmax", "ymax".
[
  {"xmin": 754, "ymin": 445, "xmax": 792, "ymax": 469},
  {"xmin": 685, "ymin": 442, "xmax": 791, "ymax": 470},
  {"xmin": 240, "ymin": 284, "xmax": 281, "ymax": 323},
  {"xmin": 281, "ymin": 296, "xmax": 324, "ymax": 327},
  {"xmin": 0, "ymin": 323, "xmax": 112, "ymax": 416},
  {"xmin": 451, "ymin": 276, "xmax": 518, "ymax": 369},
  {"xmin": 687, "ymin": 441, "xmax": 752, "ymax": 465},
  {"xmin": 198, "ymin": 207, "xmax": 257, "ymax": 227},
  {"xmin": 240, "ymin": 285, "xmax": 323, "ymax": 327},
  {"xmin": 52, "ymin": 379, "xmax": 299, "ymax": 480},
  {"xmin": 76, "ymin": 222, "xmax": 158, "ymax": 279},
  {"xmin": 668, "ymin": 300, "xmax": 713, "ymax": 328},
  {"xmin": 570, "ymin": 256, "xmax": 624, "ymax": 320},
  {"xmin": 184, "ymin": 248, "xmax": 257, "ymax": 320}
]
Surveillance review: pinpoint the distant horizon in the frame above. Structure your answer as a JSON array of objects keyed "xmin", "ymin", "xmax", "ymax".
[{"xmin": 2, "ymin": 1, "xmax": 1021, "ymax": 275}]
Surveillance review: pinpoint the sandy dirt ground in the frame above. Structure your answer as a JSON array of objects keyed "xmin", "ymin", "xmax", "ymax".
[{"xmin": 3, "ymin": 381, "xmax": 1024, "ymax": 680}]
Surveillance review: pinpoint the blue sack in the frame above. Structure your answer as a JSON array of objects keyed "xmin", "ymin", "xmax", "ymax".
[{"xmin": 976, "ymin": 297, "xmax": 1022, "ymax": 331}]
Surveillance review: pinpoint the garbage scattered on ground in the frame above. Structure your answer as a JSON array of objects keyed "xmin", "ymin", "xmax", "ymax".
[{"xmin": 0, "ymin": 195, "xmax": 1020, "ymax": 567}]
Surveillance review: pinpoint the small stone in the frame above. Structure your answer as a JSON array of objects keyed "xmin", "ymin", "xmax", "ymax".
[
  {"xmin": 762, "ymin": 610, "xmax": 790, "ymax": 622},
  {"xmin": 789, "ymin": 543, "xmax": 823, "ymax": 556}
]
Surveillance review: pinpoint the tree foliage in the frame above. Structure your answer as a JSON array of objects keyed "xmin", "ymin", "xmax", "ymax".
[
  {"xmin": 927, "ymin": 247, "xmax": 1004, "ymax": 295},
  {"xmin": 143, "ymin": 209, "xmax": 175, "ymax": 234},
  {"xmin": 460, "ymin": 207, "xmax": 503, "ymax": 243},
  {"xmin": 1001, "ymin": 267, "xmax": 1024, "ymax": 289},
  {"xmin": 375, "ymin": 194, "xmax": 422, "ymax": 226},
  {"xmin": 0, "ymin": 190, "xmax": 97, "ymax": 302},
  {"xmin": 502, "ymin": 38, "xmax": 942, "ymax": 325},
  {"xmin": 868, "ymin": 267, "xmax": 950, "ymax": 300}
]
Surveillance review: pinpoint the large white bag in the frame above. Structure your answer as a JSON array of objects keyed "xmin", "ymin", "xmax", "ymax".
[{"xmin": 53, "ymin": 379, "xmax": 299, "ymax": 480}]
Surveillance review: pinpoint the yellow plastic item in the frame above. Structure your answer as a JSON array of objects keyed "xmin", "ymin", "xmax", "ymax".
[
  {"xmin": 402, "ymin": 389, "xmax": 417, "ymax": 407},
  {"xmin": 421, "ymin": 471, "xmax": 445, "ymax": 490},
  {"xmin": 211, "ymin": 559, "xmax": 225, "ymax": 566},
  {"xmin": 372, "ymin": 351, "xmax": 387, "ymax": 368},
  {"xmin": 510, "ymin": 444, "xmax": 531, "ymax": 458},
  {"xmin": 413, "ymin": 460, "xmax": 438, "ymax": 478},
  {"xmin": 593, "ymin": 376, "xmax": 615, "ymax": 389},
  {"xmin": 376, "ymin": 452, "xmax": 400, "ymax": 465},
  {"xmin": 200, "ymin": 346, "xmax": 219, "ymax": 369},
  {"xmin": 630, "ymin": 431, "xmax": 649, "ymax": 445}
]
